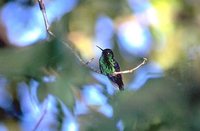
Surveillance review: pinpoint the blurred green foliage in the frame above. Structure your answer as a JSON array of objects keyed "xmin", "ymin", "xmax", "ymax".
[{"xmin": 1, "ymin": 0, "xmax": 200, "ymax": 130}]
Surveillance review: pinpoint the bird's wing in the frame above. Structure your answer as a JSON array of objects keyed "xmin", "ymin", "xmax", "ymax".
[{"xmin": 114, "ymin": 60, "xmax": 120, "ymax": 72}]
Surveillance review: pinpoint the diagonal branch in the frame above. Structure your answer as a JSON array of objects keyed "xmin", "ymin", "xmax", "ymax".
[
  {"xmin": 36, "ymin": 0, "xmax": 146, "ymax": 76},
  {"xmin": 37, "ymin": 0, "xmax": 100, "ymax": 73},
  {"xmin": 38, "ymin": 0, "xmax": 55, "ymax": 37},
  {"xmin": 112, "ymin": 58, "xmax": 147, "ymax": 76},
  {"xmin": 32, "ymin": 107, "xmax": 47, "ymax": 131}
]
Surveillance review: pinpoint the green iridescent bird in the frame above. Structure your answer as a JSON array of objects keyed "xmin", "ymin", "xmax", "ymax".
[{"xmin": 97, "ymin": 46, "xmax": 124, "ymax": 90}]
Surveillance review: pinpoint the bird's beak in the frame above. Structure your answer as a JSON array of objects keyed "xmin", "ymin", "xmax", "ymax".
[{"xmin": 96, "ymin": 45, "xmax": 104, "ymax": 51}]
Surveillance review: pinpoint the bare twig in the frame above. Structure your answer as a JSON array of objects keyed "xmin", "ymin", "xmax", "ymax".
[
  {"xmin": 38, "ymin": 0, "xmax": 55, "ymax": 37},
  {"xmin": 37, "ymin": 0, "xmax": 100, "ymax": 73},
  {"xmin": 85, "ymin": 58, "xmax": 94, "ymax": 65},
  {"xmin": 112, "ymin": 58, "xmax": 147, "ymax": 76},
  {"xmin": 32, "ymin": 108, "xmax": 47, "ymax": 131},
  {"xmin": 36, "ymin": 0, "xmax": 146, "ymax": 76},
  {"xmin": 61, "ymin": 39, "xmax": 100, "ymax": 74}
]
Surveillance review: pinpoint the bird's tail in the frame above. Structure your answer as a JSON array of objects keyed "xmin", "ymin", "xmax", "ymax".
[
  {"xmin": 108, "ymin": 74, "xmax": 124, "ymax": 91},
  {"xmin": 117, "ymin": 79, "xmax": 124, "ymax": 91},
  {"xmin": 116, "ymin": 74, "xmax": 124, "ymax": 91}
]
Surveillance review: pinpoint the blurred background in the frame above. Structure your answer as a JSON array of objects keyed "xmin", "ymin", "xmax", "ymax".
[{"xmin": 0, "ymin": 0, "xmax": 200, "ymax": 130}]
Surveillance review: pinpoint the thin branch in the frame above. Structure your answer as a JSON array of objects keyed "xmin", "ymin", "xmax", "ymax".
[
  {"xmin": 32, "ymin": 108, "xmax": 47, "ymax": 131},
  {"xmin": 38, "ymin": 0, "xmax": 54, "ymax": 37},
  {"xmin": 85, "ymin": 58, "xmax": 94, "ymax": 65},
  {"xmin": 83, "ymin": 58, "xmax": 100, "ymax": 73},
  {"xmin": 37, "ymin": 0, "xmax": 99, "ymax": 73},
  {"xmin": 36, "ymin": 0, "xmax": 146, "ymax": 76},
  {"xmin": 61, "ymin": 38, "xmax": 101, "ymax": 73},
  {"xmin": 112, "ymin": 58, "xmax": 147, "ymax": 76}
]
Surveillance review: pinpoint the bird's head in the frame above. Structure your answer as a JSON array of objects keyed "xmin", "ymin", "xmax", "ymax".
[{"xmin": 96, "ymin": 45, "xmax": 114, "ymax": 59}]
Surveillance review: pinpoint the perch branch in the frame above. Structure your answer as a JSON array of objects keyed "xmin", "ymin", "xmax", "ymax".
[
  {"xmin": 112, "ymin": 58, "xmax": 147, "ymax": 76},
  {"xmin": 37, "ymin": 0, "xmax": 100, "ymax": 73},
  {"xmin": 37, "ymin": 0, "xmax": 146, "ymax": 76}
]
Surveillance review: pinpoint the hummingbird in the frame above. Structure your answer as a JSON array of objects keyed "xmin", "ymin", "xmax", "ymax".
[{"xmin": 97, "ymin": 46, "xmax": 124, "ymax": 90}]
